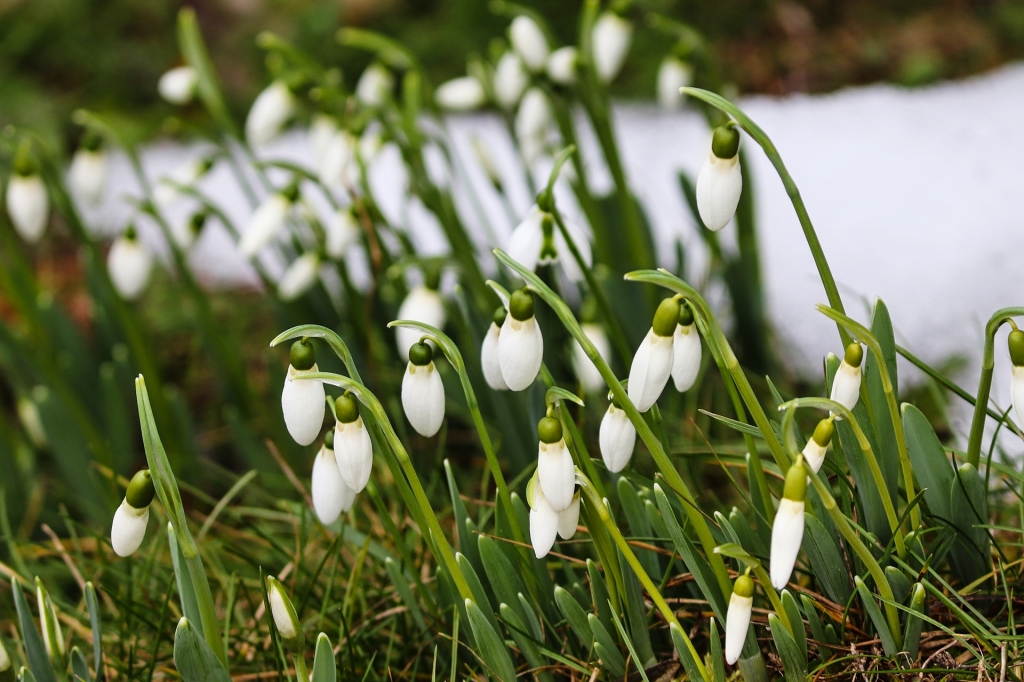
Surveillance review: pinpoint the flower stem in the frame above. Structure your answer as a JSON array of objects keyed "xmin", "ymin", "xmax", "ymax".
[{"xmin": 966, "ymin": 307, "xmax": 1024, "ymax": 467}]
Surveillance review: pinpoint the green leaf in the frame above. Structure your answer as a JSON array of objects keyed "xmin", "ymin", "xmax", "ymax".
[
  {"xmin": 902, "ymin": 403, "xmax": 955, "ymax": 520},
  {"xmin": 177, "ymin": 8, "xmax": 235, "ymax": 133},
  {"xmin": 698, "ymin": 410, "xmax": 764, "ymax": 439},
  {"xmin": 948, "ymin": 463, "xmax": 989, "ymax": 585},
  {"xmin": 587, "ymin": 560, "xmax": 614, "ymax": 639},
  {"xmin": 478, "ymin": 536, "xmax": 528, "ymax": 628},
  {"xmin": 554, "ymin": 586, "xmax": 593, "ymax": 650},
  {"xmin": 310, "ymin": 633, "xmax": 335, "ymax": 682},
  {"xmin": 728, "ymin": 508, "xmax": 767, "ymax": 558},
  {"xmin": 854, "ymin": 576, "xmax": 898, "ymax": 657},
  {"xmin": 172, "ymin": 618, "xmax": 231, "ymax": 682},
  {"xmin": 617, "ymin": 550, "xmax": 655, "ymax": 667},
  {"xmin": 884, "ymin": 567, "xmax": 912, "ymax": 606},
  {"xmin": 464, "ymin": 599, "xmax": 516, "ymax": 682},
  {"xmin": 69, "ymin": 648, "xmax": 90, "ymax": 682},
  {"xmin": 588, "ymin": 614, "xmax": 625, "ymax": 677},
  {"xmin": 617, "ymin": 478, "xmax": 658, "ymax": 580},
  {"xmin": 545, "ymin": 386, "xmax": 585, "ymax": 407},
  {"xmin": 669, "ymin": 623, "xmax": 706, "ymax": 682},
  {"xmin": 802, "ymin": 513, "xmax": 852, "ymax": 605},
  {"xmin": 168, "ymin": 525, "xmax": 203, "ymax": 629},
  {"xmin": 799, "ymin": 594, "xmax": 830, "ymax": 660},
  {"xmin": 12, "ymin": 581, "xmax": 57, "ymax": 682},
  {"xmin": 445, "ymin": 462, "xmax": 481, "ymax": 571},
  {"xmin": 516, "ymin": 593, "xmax": 542, "ymax": 641},
  {"xmin": 902, "ymin": 583, "xmax": 927, "ymax": 661},
  {"xmin": 768, "ymin": 613, "xmax": 806, "ymax": 682},
  {"xmin": 498, "ymin": 604, "xmax": 551, "ymax": 682},
  {"xmin": 709, "ymin": 618, "xmax": 726, "ymax": 682},
  {"xmin": 384, "ymin": 558, "xmax": 426, "ymax": 631},
  {"xmin": 863, "ymin": 299, "xmax": 900, "ymax": 507},
  {"xmin": 84, "ymin": 583, "xmax": 102, "ymax": 681},
  {"xmin": 780, "ymin": 590, "xmax": 806, "ymax": 664},
  {"xmin": 455, "ymin": 554, "xmax": 498, "ymax": 634}
]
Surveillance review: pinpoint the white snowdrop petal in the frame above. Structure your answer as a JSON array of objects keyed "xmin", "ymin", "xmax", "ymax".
[
  {"xmin": 592, "ymin": 12, "xmax": 633, "ymax": 83},
  {"xmin": 769, "ymin": 498, "xmax": 805, "ymax": 589},
  {"xmin": 278, "ymin": 253, "xmax": 320, "ymax": 301},
  {"xmin": 240, "ymin": 193, "xmax": 290, "ymax": 258},
  {"xmin": 509, "ymin": 15, "xmax": 549, "ymax": 72},
  {"xmin": 696, "ymin": 153, "xmax": 742, "ymax": 232},
  {"xmin": 657, "ymin": 57, "xmax": 692, "ymax": 110},
  {"xmin": 599, "ymin": 404, "xmax": 636, "ymax": 473},
  {"xmin": 436, "ymin": 77, "xmax": 486, "ymax": 111},
  {"xmin": 507, "ymin": 207, "xmax": 545, "ymax": 273},
  {"xmin": 830, "ymin": 360, "xmax": 862, "ymax": 413},
  {"xmin": 395, "ymin": 286, "xmax": 446, "ymax": 361},
  {"xmin": 402, "ymin": 362, "xmax": 446, "ymax": 437},
  {"xmin": 671, "ymin": 324, "xmax": 702, "ymax": 392},
  {"xmin": 537, "ymin": 439, "xmax": 575, "ymax": 512},
  {"xmin": 725, "ymin": 592, "xmax": 753, "ymax": 665},
  {"xmin": 515, "ymin": 89, "xmax": 552, "ymax": 164},
  {"xmin": 1013, "ymin": 366, "xmax": 1024, "ymax": 430},
  {"xmin": 480, "ymin": 323, "xmax": 508, "ymax": 391},
  {"xmin": 281, "ymin": 364, "xmax": 327, "ymax": 445},
  {"xmin": 108, "ymin": 237, "xmax": 154, "ymax": 300},
  {"xmin": 802, "ymin": 439, "xmax": 828, "ymax": 474},
  {"xmin": 7, "ymin": 175, "xmax": 49, "ymax": 243},
  {"xmin": 268, "ymin": 584, "xmax": 297, "ymax": 640},
  {"xmin": 627, "ymin": 329, "xmax": 674, "ymax": 412},
  {"xmin": 312, "ymin": 447, "xmax": 352, "ymax": 524},
  {"xmin": 557, "ymin": 494, "xmax": 580, "ymax": 540},
  {"xmin": 498, "ymin": 315, "xmax": 544, "ymax": 391},
  {"xmin": 529, "ymin": 487, "xmax": 559, "ymax": 559},
  {"xmin": 246, "ymin": 81, "xmax": 295, "ymax": 147},
  {"xmin": 318, "ymin": 131, "xmax": 356, "ymax": 189},
  {"xmin": 546, "ymin": 46, "xmax": 577, "ymax": 85},
  {"xmin": 356, "ymin": 64, "xmax": 394, "ymax": 107},
  {"xmin": 493, "ymin": 52, "xmax": 528, "ymax": 109},
  {"xmin": 69, "ymin": 150, "xmax": 107, "ymax": 204},
  {"xmin": 335, "ymin": 418, "xmax": 373, "ymax": 493},
  {"xmin": 111, "ymin": 499, "xmax": 149, "ymax": 557},
  {"xmin": 573, "ymin": 323, "xmax": 609, "ymax": 394},
  {"xmin": 326, "ymin": 209, "xmax": 361, "ymax": 259},
  {"xmin": 158, "ymin": 66, "xmax": 198, "ymax": 105},
  {"xmin": 309, "ymin": 114, "xmax": 339, "ymax": 166}
]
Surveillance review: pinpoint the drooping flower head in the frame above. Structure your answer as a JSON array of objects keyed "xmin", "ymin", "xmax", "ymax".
[
  {"xmin": 507, "ymin": 205, "xmax": 592, "ymax": 282},
  {"xmin": 536, "ymin": 412, "xmax": 575, "ymax": 512},
  {"xmin": 802, "ymin": 417, "xmax": 835, "ymax": 474},
  {"xmin": 546, "ymin": 47, "xmax": 578, "ymax": 85},
  {"xmin": 246, "ymin": 81, "xmax": 296, "ymax": 148},
  {"xmin": 628, "ymin": 297, "xmax": 679, "ymax": 412},
  {"xmin": 725, "ymin": 572, "xmax": 754, "ymax": 665},
  {"xmin": 356, "ymin": 63, "xmax": 395, "ymax": 107},
  {"xmin": 498, "ymin": 288, "xmax": 544, "ymax": 391},
  {"xmin": 401, "ymin": 340, "xmax": 446, "ymax": 437},
  {"xmin": 493, "ymin": 51, "xmax": 529, "ymax": 110},
  {"xmin": 111, "ymin": 469, "xmax": 155, "ymax": 557},
  {"xmin": 281, "ymin": 339, "xmax": 326, "ymax": 446},
  {"xmin": 509, "ymin": 15, "xmax": 549, "ymax": 73},
  {"xmin": 770, "ymin": 457, "xmax": 808, "ymax": 589},
  {"xmin": 69, "ymin": 130, "xmax": 107, "ymax": 205},
  {"xmin": 514, "ymin": 88, "xmax": 553, "ymax": 165},
  {"xmin": 696, "ymin": 122, "xmax": 742, "ymax": 232},
  {"xmin": 435, "ymin": 76, "xmax": 487, "ymax": 111},
  {"xmin": 830, "ymin": 342, "xmax": 864, "ymax": 415},
  {"xmin": 6, "ymin": 143, "xmax": 49, "ymax": 244},
  {"xmin": 591, "ymin": 11, "xmax": 633, "ymax": 83},
  {"xmin": 311, "ymin": 429, "xmax": 356, "ymax": 525},
  {"xmin": 1010, "ymin": 327, "xmax": 1024, "ymax": 428},
  {"xmin": 481, "ymin": 306, "xmax": 509, "ymax": 391},
  {"xmin": 158, "ymin": 66, "xmax": 198, "ymax": 105},
  {"xmin": 334, "ymin": 393, "xmax": 373, "ymax": 493},
  {"xmin": 599, "ymin": 392, "xmax": 636, "ymax": 473},
  {"xmin": 108, "ymin": 225, "xmax": 153, "ymax": 301},
  {"xmin": 657, "ymin": 55, "xmax": 692, "ymax": 110},
  {"xmin": 239, "ymin": 183, "xmax": 300, "ymax": 258},
  {"xmin": 395, "ymin": 272, "xmax": 446, "ymax": 361},
  {"xmin": 572, "ymin": 322, "xmax": 610, "ymax": 394},
  {"xmin": 671, "ymin": 301, "xmax": 701, "ymax": 392},
  {"xmin": 527, "ymin": 470, "xmax": 580, "ymax": 559}
]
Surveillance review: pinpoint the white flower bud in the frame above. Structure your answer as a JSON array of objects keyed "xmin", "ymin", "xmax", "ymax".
[
  {"xmin": 509, "ymin": 16, "xmax": 549, "ymax": 72},
  {"xmin": 770, "ymin": 498, "xmax": 805, "ymax": 589},
  {"xmin": 111, "ymin": 498, "xmax": 150, "ymax": 557},
  {"xmin": 239, "ymin": 192, "xmax": 293, "ymax": 258},
  {"xmin": 309, "ymin": 114, "xmax": 339, "ymax": 167},
  {"xmin": 557, "ymin": 491, "xmax": 581, "ymax": 539},
  {"xmin": 108, "ymin": 232, "xmax": 153, "ymax": 301},
  {"xmin": 36, "ymin": 580, "xmax": 64, "ymax": 662},
  {"xmin": 334, "ymin": 417, "xmax": 373, "ymax": 493},
  {"xmin": 356, "ymin": 63, "xmax": 394, "ymax": 107},
  {"xmin": 266, "ymin": 576, "xmax": 301, "ymax": 644},
  {"xmin": 529, "ymin": 483, "xmax": 559, "ymax": 559},
  {"xmin": 435, "ymin": 76, "xmax": 486, "ymax": 111},
  {"xmin": 395, "ymin": 286, "xmax": 446, "ymax": 361},
  {"xmin": 546, "ymin": 47, "xmax": 577, "ymax": 85},
  {"xmin": 657, "ymin": 56, "xmax": 692, "ymax": 110},
  {"xmin": 599, "ymin": 402, "xmax": 636, "ymax": 473},
  {"xmin": 69, "ymin": 149, "xmax": 107, "ymax": 205},
  {"xmin": 481, "ymin": 322, "xmax": 508, "ymax": 391},
  {"xmin": 6, "ymin": 174, "xmax": 48, "ymax": 243},
  {"xmin": 830, "ymin": 355, "xmax": 863, "ymax": 414},
  {"xmin": 246, "ymin": 81, "xmax": 295, "ymax": 148},
  {"xmin": 0, "ymin": 635, "xmax": 10, "ymax": 672},
  {"xmin": 498, "ymin": 313, "xmax": 543, "ymax": 392},
  {"xmin": 537, "ymin": 438, "xmax": 575, "ymax": 512},
  {"xmin": 281, "ymin": 364, "xmax": 326, "ymax": 446},
  {"xmin": 671, "ymin": 323, "xmax": 701, "ymax": 392},
  {"xmin": 318, "ymin": 130, "xmax": 356, "ymax": 189},
  {"xmin": 592, "ymin": 12, "xmax": 633, "ymax": 83},
  {"xmin": 1013, "ymin": 365, "xmax": 1024, "ymax": 431},
  {"xmin": 628, "ymin": 329, "xmax": 674, "ymax": 412},
  {"xmin": 573, "ymin": 323, "xmax": 609, "ymax": 394},
  {"xmin": 514, "ymin": 88, "xmax": 552, "ymax": 164},
  {"xmin": 158, "ymin": 66, "xmax": 198, "ymax": 105},
  {"xmin": 311, "ymin": 446, "xmax": 355, "ymax": 525},
  {"xmin": 724, "ymin": 576, "xmax": 754, "ymax": 665},
  {"xmin": 696, "ymin": 151, "xmax": 742, "ymax": 232},
  {"xmin": 401, "ymin": 360, "xmax": 446, "ymax": 437},
  {"xmin": 326, "ymin": 208, "xmax": 361, "ymax": 259},
  {"xmin": 278, "ymin": 253, "xmax": 321, "ymax": 301},
  {"xmin": 493, "ymin": 52, "xmax": 528, "ymax": 110}
]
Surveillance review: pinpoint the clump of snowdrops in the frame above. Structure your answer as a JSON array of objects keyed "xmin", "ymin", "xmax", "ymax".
[{"xmin": 2, "ymin": 2, "xmax": 1024, "ymax": 681}]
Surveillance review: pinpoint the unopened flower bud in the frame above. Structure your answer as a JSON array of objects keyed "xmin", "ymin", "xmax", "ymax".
[
  {"xmin": 628, "ymin": 298, "xmax": 678, "ymax": 412},
  {"xmin": 802, "ymin": 417, "xmax": 835, "ymax": 474},
  {"xmin": 499, "ymin": 289, "xmax": 543, "ymax": 391},
  {"xmin": 830, "ymin": 343, "xmax": 864, "ymax": 415},
  {"xmin": 770, "ymin": 458, "xmax": 807, "ymax": 589},
  {"xmin": 402, "ymin": 341, "xmax": 445, "ymax": 437},
  {"xmin": 725, "ymin": 573, "xmax": 754, "ymax": 665},
  {"xmin": 696, "ymin": 123, "xmax": 742, "ymax": 232},
  {"xmin": 1010, "ymin": 328, "xmax": 1024, "ymax": 428},
  {"xmin": 266, "ymin": 576, "xmax": 303, "ymax": 650}
]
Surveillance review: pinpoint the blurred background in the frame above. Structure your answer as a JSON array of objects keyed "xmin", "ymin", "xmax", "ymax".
[{"xmin": 4, "ymin": 0, "xmax": 1024, "ymax": 149}]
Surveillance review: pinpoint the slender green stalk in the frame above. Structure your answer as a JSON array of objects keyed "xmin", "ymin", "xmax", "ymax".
[
  {"xmin": 966, "ymin": 308, "xmax": 1024, "ymax": 467},
  {"xmin": 292, "ymin": 651, "xmax": 308, "ymax": 682},
  {"xmin": 577, "ymin": 474, "xmax": 711, "ymax": 682},
  {"xmin": 681, "ymin": 88, "xmax": 850, "ymax": 347},
  {"xmin": 492, "ymin": 249, "xmax": 733, "ymax": 598},
  {"xmin": 816, "ymin": 304, "xmax": 919, "ymax": 529}
]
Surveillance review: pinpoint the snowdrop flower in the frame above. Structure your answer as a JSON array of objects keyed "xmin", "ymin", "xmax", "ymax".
[
  {"xmin": 493, "ymin": 51, "xmax": 528, "ymax": 110},
  {"xmin": 770, "ymin": 458, "xmax": 807, "ymax": 589},
  {"xmin": 725, "ymin": 572, "xmax": 754, "ymax": 665},
  {"xmin": 278, "ymin": 253, "xmax": 320, "ymax": 301},
  {"xmin": 527, "ymin": 474, "xmax": 580, "ymax": 559},
  {"xmin": 111, "ymin": 469, "xmax": 155, "ymax": 557},
  {"xmin": 671, "ymin": 303, "xmax": 701, "ymax": 392},
  {"xmin": 696, "ymin": 123, "xmax": 742, "ymax": 232},
  {"xmin": 108, "ymin": 226, "xmax": 153, "ymax": 300},
  {"xmin": 829, "ymin": 342, "xmax": 864, "ymax": 415},
  {"xmin": 509, "ymin": 15, "xmax": 549, "ymax": 72},
  {"xmin": 311, "ymin": 430, "xmax": 356, "ymax": 525},
  {"xmin": 802, "ymin": 417, "xmax": 835, "ymax": 474},
  {"xmin": 6, "ymin": 150, "xmax": 48, "ymax": 244},
  {"xmin": 471, "ymin": 136, "xmax": 503, "ymax": 190},
  {"xmin": 435, "ymin": 76, "xmax": 486, "ymax": 111},
  {"xmin": 515, "ymin": 88, "xmax": 553, "ymax": 164},
  {"xmin": 246, "ymin": 81, "xmax": 296, "ymax": 147},
  {"xmin": 572, "ymin": 323, "xmax": 609, "ymax": 393},
  {"xmin": 481, "ymin": 307, "xmax": 508, "ymax": 391},
  {"xmin": 395, "ymin": 282, "xmax": 446, "ymax": 362},
  {"xmin": 154, "ymin": 157, "xmax": 214, "ymax": 207},
  {"xmin": 0, "ymin": 636, "xmax": 10, "ymax": 676},
  {"xmin": 628, "ymin": 297, "xmax": 680, "ymax": 412},
  {"xmin": 309, "ymin": 113, "xmax": 339, "ymax": 167},
  {"xmin": 657, "ymin": 56, "xmax": 692, "ymax": 110},
  {"xmin": 546, "ymin": 46, "xmax": 578, "ymax": 85},
  {"xmin": 318, "ymin": 130, "xmax": 357, "ymax": 189},
  {"xmin": 239, "ymin": 184, "xmax": 298, "ymax": 258},
  {"xmin": 158, "ymin": 66, "xmax": 198, "ymax": 105},
  {"xmin": 592, "ymin": 12, "xmax": 633, "ymax": 83},
  {"xmin": 1010, "ymin": 328, "xmax": 1024, "ymax": 428},
  {"xmin": 326, "ymin": 208, "xmax": 361, "ymax": 259},
  {"xmin": 536, "ymin": 414, "xmax": 575, "ymax": 512},
  {"xmin": 498, "ymin": 288, "xmax": 544, "ymax": 391},
  {"xmin": 173, "ymin": 212, "xmax": 207, "ymax": 250},
  {"xmin": 356, "ymin": 63, "xmax": 394, "ymax": 107},
  {"xmin": 402, "ymin": 340, "xmax": 446, "ymax": 437},
  {"xmin": 334, "ymin": 393, "xmax": 373, "ymax": 493},
  {"xmin": 68, "ymin": 134, "xmax": 107, "ymax": 204},
  {"xmin": 507, "ymin": 204, "xmax": 592, "ymax": 282},
  {"xmin": 281, "ymin": 339, "xmax": 327, "ymax": 446},
  {"xmin": 599, "ymin": 398, "xmax": 636, "ymax": 473},
  {"xmin": 35, "ymin": 578, "xmax": 65, "ymax": 665},
  {"xmin": 266, "ymin": 576, "xmax": 303, "ymax": 649}
]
